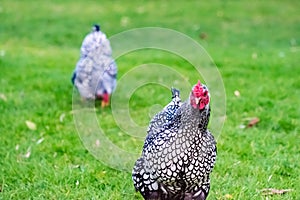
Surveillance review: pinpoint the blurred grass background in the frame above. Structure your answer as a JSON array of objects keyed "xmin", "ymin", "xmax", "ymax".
[{"xmin": 0, "ymin": 0, "xmax": 299, "ymax": 199}]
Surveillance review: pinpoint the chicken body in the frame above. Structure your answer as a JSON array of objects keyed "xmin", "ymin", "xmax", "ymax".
[
  {"xmin": 72, "ymin": 25, "xmax": 117, "ymax": 107},
  {"xmin": 133, "ymin": 82, "xmax": 217, "ymax": 200}
]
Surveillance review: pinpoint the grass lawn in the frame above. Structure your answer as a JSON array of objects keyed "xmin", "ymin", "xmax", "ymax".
[{"xmin": 1, "ymin": 0, "xmax": 299, "ymax": 199}]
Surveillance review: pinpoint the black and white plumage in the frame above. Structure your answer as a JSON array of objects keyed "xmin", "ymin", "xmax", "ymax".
[
  {"xmin": 132, "ymin": 81, "xmax": 217, "ymax": 200},
  {"xmin": 146, "ymin": 88, "xmax": 182, "ymax": 140},
  {"xmin": 72, "ymin": 25, "xmax": 117, "ymax": 107}
]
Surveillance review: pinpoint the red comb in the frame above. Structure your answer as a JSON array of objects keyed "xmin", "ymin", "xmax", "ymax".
[{"xmin": 193, "ymin": 80, "xmax": 203, "ymax": 97}]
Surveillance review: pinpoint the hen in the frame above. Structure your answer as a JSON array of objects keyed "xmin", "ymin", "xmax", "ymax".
[
  {"xmin": 72, "ymin": 25, "xmax": 117, "ymax": 107},
  {"xmin": 132, "ymin": 81, "xmax": 217, "ymax": 200}
]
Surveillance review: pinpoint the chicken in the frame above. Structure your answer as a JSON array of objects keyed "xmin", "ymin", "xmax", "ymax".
[
  {"xmin": 72, "ymin": 24, "xmax": 117, "ymax": 107},
  {"xmin": 132, "ymin": 81, "xmax": 217, "ymax": 200}
]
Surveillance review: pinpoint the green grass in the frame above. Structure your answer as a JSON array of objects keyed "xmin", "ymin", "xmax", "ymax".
[{"xmin": 1, "ymin": 0, "xmax": 299, "ymax": 199}]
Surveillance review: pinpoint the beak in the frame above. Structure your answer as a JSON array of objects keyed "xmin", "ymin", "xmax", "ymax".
[{"xmin": 195, "ymin": 97, "xmax": 201, "ymax": 105}]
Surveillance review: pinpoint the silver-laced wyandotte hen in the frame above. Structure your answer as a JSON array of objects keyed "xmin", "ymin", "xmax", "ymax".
[
  {"xmin": 72, "ymin": 24, "xmax": 117, "ymax": 107},
  {"xmin": 132, "ymin": 81, "xmax": 217, "ymax": 200}
]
